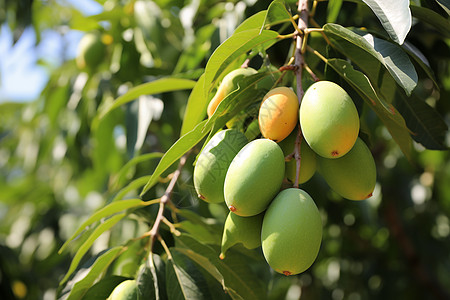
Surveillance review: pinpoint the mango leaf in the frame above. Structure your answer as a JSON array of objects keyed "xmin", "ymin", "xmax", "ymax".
[
  {"xmin": 402, "ymin": 41, "xmax": 439, "ymax": 89},
  {"xmin": 325, "ymin": 58, "xmax": 413, "ymax": 160},
  {"xmin": 64, "ymin": 247, "xmax": 124, "ymax": 300},
  {"xmin": 327, "ymin": 0, "xmax": 344, "ymax": 23},
  {"xmin": 263, "ymin": 0, "xmax": 294, "ymax": 28},
  {"xmin": 82, "ymin": 276, "xmax": 130, "ymax": 300},
  {"xmin": 323, "ymin": 24, "xmax": 417, "ymax": 96},
  {"xmin": 203, "ymin": 29, "xmax": 279, "ymax": 96},
  {"xmin": 59, "ymin": 199, "xmax": 153, "ymax": 254},
  {"xmin": 234, "ymin": 10, "xmax": 267, "ymax": 34},
  {"xmin": 94, "ymin": 78, "xmax": 196, "ymax": 128},
  {"xmin": 180, "ymin": 74, "xmax": 207, "ymax": 136},
  {"xmin": 136, "ymin": 253, "xmax": 166, "ymax": 300},
  {"xmin": 140, "ymin": 120, "xmax": 210, "ymax": 198},
  {"xmin": 435, "ymin": 0, "xmax": 450, "ymax": 14},
  {"xmin": 361, "ymin": 0, "xmax": 411, "ymax": 44},
  {"xmin": 111, "ymin": 176, "xmax": 152, "ymax": 203},
  {"xmin": 60, "ymin": 213, "xmax": 127, "ymax": 285},
  {"xmin": 166, "ymin": 250, "xmax": 211, "ymax": 300},
  {"xmin": 410, "ymin": 5, "xmax": 450, "ymax": 37},
  {"xmin": 395, "ymin": 93, "xmax": 449, "ymax": 150},
  {"xmin": 174, "ymin": 234, "xmax": 266, "ymax": 300}
]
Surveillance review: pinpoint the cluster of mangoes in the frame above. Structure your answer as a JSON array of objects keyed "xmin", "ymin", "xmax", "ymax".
[{"xmin": 193, "ymin": 68, "xmax": 377, "ymax": 276}]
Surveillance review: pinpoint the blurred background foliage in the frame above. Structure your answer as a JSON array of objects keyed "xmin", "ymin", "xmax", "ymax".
[{"xmin": 0, "ymin": 0, "xmax": 449, "ymax": 299}]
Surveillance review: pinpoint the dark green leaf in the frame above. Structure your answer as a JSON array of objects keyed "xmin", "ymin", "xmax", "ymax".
[
  {"xmin": 410, "ymin": 5, "xmax": 450, "ymax": 37},
  {"xmin": 137, "ymin": 262, "xmax": 156, "ymax": 300}
]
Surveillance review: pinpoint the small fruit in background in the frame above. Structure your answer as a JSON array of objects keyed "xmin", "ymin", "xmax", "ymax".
[
  {"xmin": 259, "ymin": 87, "xmax": 299, "ymax": 143},
  {"xmin": 278, "ymin": 130, "xmax": 317, "ymax": 185},
  {"xmin": 207, "ymin": 68, "xmax": 258, "ymax": 117},
  {"xmin": 194, "ymin": 129, "xmax": 247, "ymax": 203},
  {"xmin": 318, "ymin": 137, "xmax": 376, "ymax": 200},
  {"xmin": 261, "ymin": 188, "xmax": 322, "ymax": 276},
  {"xmin": 224, "ymin": 139, "xmax": 285, "ymax": 217},
  {"xmin": 76, "ymin": 32, "xmax": 106, "ymax": 70},
  {"xmin": 107, "ymin": 280, "xmax": 138, "ymax": 300},
  {"xmin": 220, "ymin": 212, "xmax": 264, "ymax": 259},
  {"xmin": 300, "ymin": 81, "xmax": 360, "ymax": 159}
]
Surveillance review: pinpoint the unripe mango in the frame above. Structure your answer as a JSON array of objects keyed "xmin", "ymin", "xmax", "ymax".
[
  {"xmin": 224, "ymin": 139, "xmax": 285, "ymax": 217},
  {"xmin": 261, "ymin": 188, "xmax": 322, "ymax": 276},
  {"xmin": 318, "ymin": 138, "xmax": 376, "ymax": 200},
  {"xmin": 278, "ymin": 130, "xmax": 317, "ymax": 185},
  {"xmin": 194, "ymin": 129, "xmax": 248, "ymax": 203},
  {"xmin": 108, "ymin": 280, "xmax": 138, "ymax": 300},
  {"xmin": 219, "ymin": 212, "xmax": 264, "ymax": 259},
  {"xmin": 258, "ymin": 87, "xmax": 299, "ymax": 142},
  {"xmin": 76, "ymin": 32, "xmax": 106, "ymax": 70},
  {"xmin": 207, "ymin": 67, "xmax": 258, "ymax": 117},
  {"xmin": 300, "ymin": 81, "xmax": 359, "ymax": 158}
]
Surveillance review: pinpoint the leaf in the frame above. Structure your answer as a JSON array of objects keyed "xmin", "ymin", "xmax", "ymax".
[
  {"xmin": 325, "ymin": 58, "xmax": 413, "ymax": 160},
  {"xmin": 323, "ymin": 24, "xmax": 417, "ymax": 96},
  {"xmin": 361, "ymin": 0, "xmax": 411, "ymax": 44},
  {"xmin": 410, "ymin": 5, "xmax": 450, "ymax": 37},
  {"xmin": 111, "ymin": 176, "xmax": 152, "ymax": 203},
  {"xmin": 140, "ymin": 120, "xmax": 210, "ymax": 198},
  {"xmin": 59, "ymin": 199, "xmax": 152, "ymax": 254},
  {"xmin": 94, "ymin": 78, "xmax": 196, "ymax": 128},
  {"xmin": 435, "ymin": 0, "xmax": 450, "ymax": 14},
  {"xmin": 82, "ymin": 276, "xmax": 130, "ymax": 300},
  {"xmin": 60, "ymin": 213, "xmax": 127, "ymax": 285},
  {"xmin": 234, "ymin": 11, "xmax": 267, "ymax": 34},
  {"xmin": 64, "ymin": 247, "xmax": 124, "ymax": 300},
  {"xmin": 263, "ymin": 0, "xmax": 294, "ymax": 28},
  {"xmin": 174, "ymin": 234, "xmax": 266, "ymax": 300},
  {"xmin": 180, "ymin": 74, "xmax": 207, "ymax": 136},
  {"xmin": 203, "ymin": 29, "xmax": 279, "ymax": 96},
  {"xmin": 166, "ymin": 250, "xmax": 210, "ymax": 300},
  {"xmin": 327, "ymin": 0, "xmax": 344, "ymax": 23},
  {"xmin": 395, "ymin": 93, "xmax": 449, "ymax": 150},
  {"xmin": 402, "ymin": 41, "xmax": 439, "ymax": 89},
  {"xmin": 136, "ymin": 263, "xmax": 156, "ymax": 300}
]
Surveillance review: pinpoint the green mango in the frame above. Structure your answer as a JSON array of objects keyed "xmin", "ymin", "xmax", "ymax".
[
  {"xmin": 300, "ymin": 81, "xmax": 360, "ymax": 158},
  {"xmin": 278, "ymin": 130, "xmax": 317, "ymax": 185},
  {"xmin": 318, "ymin": 137, "xmax": 376, "ymax": 200},
  {"xmin": 219, "ymin": 212, "xmax": 264, "ymax": 259},
  {"xmin": 224, "ymin": 139, "xmax": 285, "ymax": 216},
  {"xmin": 76, "ymin": 32, "xmax": 106, "ymax": 70},
  {"xmin": 207, "ymin": 67, "xmax": 257, "ymax": 117},
  {"xmin": 108, "ymin": 280, "xmax": 138, "ymax": 300},
  {"xmin": 261, "ymin": 188, "xmax": 322, "ymax": 276},
  {"xmin": 194, "ymin": 129, "xmax": 248, "ymax": 203}
]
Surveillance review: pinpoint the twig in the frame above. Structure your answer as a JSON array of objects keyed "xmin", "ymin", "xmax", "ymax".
[{"xmin": 148, "ymin": 152, "xmax": 190, "ymax": 249}]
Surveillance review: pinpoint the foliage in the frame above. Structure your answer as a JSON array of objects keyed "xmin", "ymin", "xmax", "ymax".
[{"xmin": 1, "ymin": 0, "xmax": 450, "ymax": 299}]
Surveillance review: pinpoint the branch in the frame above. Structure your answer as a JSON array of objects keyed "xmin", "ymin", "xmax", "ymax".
[{"xmin": 148, "ymin": 152, "xmax": 190, "ymax": 248}]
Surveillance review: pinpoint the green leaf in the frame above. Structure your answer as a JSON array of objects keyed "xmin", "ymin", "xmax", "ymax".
[
  {"xmin": 174, "ymin": 234, "xmax": 266, "ymax": 300},
  {"xmin": 111, "ymin": 176, "xmax": 152, "ymax": 203},
  {"xmin": 203, "ymin": 29, "xmax": 279, "ymax": 96},
  {"xmin": 361, "ymin": 0, "xmax": 411, "ymax": 44},
  {"xmin": 140, "ymin": 120, "xmax": 210, "ymax": 198},
  {"xmin": 327, "ymin": 0, "xmax": 343, "ymax": 23},
  {"xmin": 60, "ymin": 213, "xmax": 127, "ymax": 285},
  {"xmin": 395, "ymin": 93, "xmax": 449, "ymax": 150},
  {"xmin": 65, "ymin": 247, "xmax": 124, "ymax": 300},
  {"xmin": 323, "ymin": 24, "xmax": 417, "ymax": 96},
  {"xmin": 110, "ymin": 152, "xmax": 164, "ymax": 190},
  {"xmin": 94, "ymin": 78, "xmax": 196, "ymax": 128},
  {"xmin": 263, "ymin": 0, "xmax": 294, "ymax": 28},
  {"xmin": 435, "ymin": 0, "xmax": 450, "ymax": 14},
  {"xmin": 59, "ymin": 199, "xmax": 151, "ymax": 254},
  {"xmin": 166, "ymin": 250, "xmax": 210, "ymax": 300},
  {"xmin": 325, "ymin": 58, "xmax": 413, "ymax": 160},
  {"xmin": 136, "ymin": 262, "xmax": 156, "ymax": 300},
  {"xmin": 234, "ymin": 11, "xmax": 267, "ymax": 34},
  {"xmin": 402, "ymin": 41, "xmax": 439, "ymax": 89},
  {"xmin": 83, "ymin": 276, "xmax": 130, "ymax": 300},
  {"xmin": 180, "ymin": 74, "xmax": 207, "ymax": 137},
  {"xmin": 410, "ymin": 5, "xmax": 450, "ymax": 37}
]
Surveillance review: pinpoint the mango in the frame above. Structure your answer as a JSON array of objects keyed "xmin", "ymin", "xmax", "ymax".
[
  {"xmin": 261, "ymin": 188, "xmax": 322, "ymax": 276},
  {"xmin": 224, "ymin": 139, "xmax": 285, "ymax": 217},
  {"xmin": 76, "ymin": 32, "xmax": 106, "ymax": 70},
  {"xmin": 108, "ymin": 280, "xmax": 138, "ymax": 300},
  {"xmin": 259, "ymin": 87, "xmax": 299, "ymax": 142},
  {"xmin": 300, "ymin": 81, "xmax": 359, "ymax": 158},
  {"xmin": 318, "ymin": 137, "xmax": 376, "ymax": 200},
  {"xmin": 278, "ymin": 130, "xmax": 317, "ymax": 185},
  {"xmin": 207, "ymin": 67, "xmax": 258, "ymax": 117},
  {"xmin": 194, "ymin": 129, "xmax": 248, "ymax": 203},
  {"xmin": 219, "ymin": 212, "xmax": 264, "ymax": 259}
]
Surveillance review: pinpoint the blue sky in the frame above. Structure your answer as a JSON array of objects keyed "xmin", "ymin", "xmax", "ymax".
[{"xmin": 0, "ymin": 0, "xmax": 103, "ymax": 102}]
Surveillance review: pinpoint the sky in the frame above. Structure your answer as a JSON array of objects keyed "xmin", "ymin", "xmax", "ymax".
[{"xmin": 0, "ymin": 0, "xmax": 103, "ymax": 102}]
